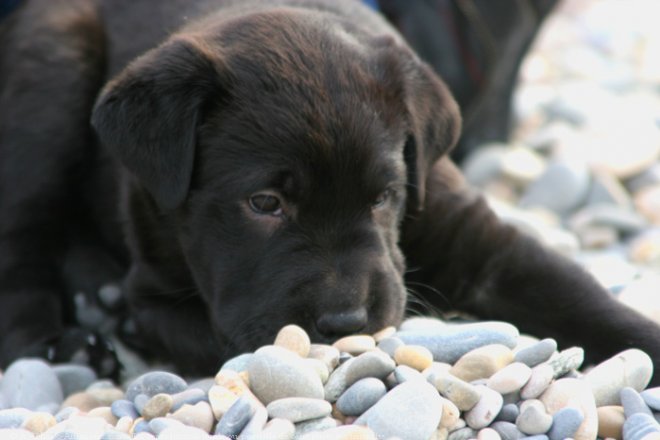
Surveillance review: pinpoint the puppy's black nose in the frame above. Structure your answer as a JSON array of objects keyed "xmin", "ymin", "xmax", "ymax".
[{"xmin": 316, "ymin": 308, "xmax": 368, "ymax": 337}]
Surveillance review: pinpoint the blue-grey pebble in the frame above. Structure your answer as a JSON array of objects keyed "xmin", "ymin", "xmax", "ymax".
[
  {"xmin": 171, "ymin": 388, "xmax": 207, "ymax": 412},
  {"xmin": 215, "ymin": 395, "xmax": 256, "ymax": 437},
  {"xmin": 393, "ymin": 365, "xmax": 425, "ymax": 384},
  {"xmin": 220, "ymin": 353, "xmax": 253, "ymax": 373},
  {"xmin": 149, "ymin": 416, "xmax": 183, "ymax": 434},
  {"xmin": 86, "ymin": 379, "xmax": 115, "ymax": 390},
  {"xmin": 134, "ymin": 393, "xmax": 149, "ymax": 415},
  {"xmin": 0, "ymin": 408, "xmax": 31, "ymax": 429},
  {"xmin": 521, "ymin": 436, "xmax": 548, "ymax": 440},
  {"xmin": 355, "ymin": 380, "xmax": 442, "ymax": 440},
  {"xmin": 294, "ymin": 416, "xmax": 338, "ymax": 437},
  {"xmin": 395, "ymin": 321, "xmax": 518, "ymax": 363},
  {"xmin": 344, "ymin": 351, "xmax": 396, "ymax": 386},
  {"xmin": 623, "ymin": 413, "xmax": 660, "ymax": 440},
  {"xmin": 125, "ymin": 371, "xmax": 187, "ymax": 402},
  {"xmin": 55, "ymin": 407, "xmax": 78, "ymax": 422},
  {"xmin": 133, "ymin": 419, "xmax": 152, "ymax": 434},
  {"xmin": 53, "ymin": 364, "xmax": 97, "ymax": 397},
  {"xmin": 53, "ymin": 432, "xmax": 81, "ymax": 440},
  {"xmin": 447, "ymin": 427, "xmax": 477, "ymax": 440},
  {"xmin": 237, "ymin": 405, "xmax": 268, "ymax": 437},
  {"xmin": 622, "ymin": 387, "xmax": 653, "ymax": 417},
  {"xmin": 100, "ymin": 432, "xmax": 131, "ymax": 440},
  {"xmin": 338, "ymin": 352, "xmax": 353, "ymax": 364},
  {"xmin": 545, "ymin": 347, "xmax": 584, "ymax": 378},
  {"xmin": 514, "ymin": 339, "xmax": 557, "ymax": 367},
  {"xmin": 111, "ymin": 399, "xmax": 139, "ymax": 420},
  {"xmin": 0, "ymin": 359, "xmax": 63, "ymax": 412},
  {"xmin": 546, "ymin": 407, "xmax": 584, "ymax": 440},
  {"xmin": 336, "ymin": 378, "xmax": 387, "ymax": 416},
  {"xmin": 496, "ymin": 403, "xmax": 520, "ymax": 423},
  {"xmin": 266, "ymin": 397, "xmax": 332, "ymax": 423},
  {"xmin": 377, "ymin": 337, "xmax": 404, "ymax": 357},
  {"xmin": 187, "ymin": 378, "xmax": 215, "ymax": 394},
  {"xmin": 491, "ymin": 421, "xmax": 525, "ymax": 440},
  {"xmin": 641, "ymin": 387, "xmax": 660, "ymax": 411}
]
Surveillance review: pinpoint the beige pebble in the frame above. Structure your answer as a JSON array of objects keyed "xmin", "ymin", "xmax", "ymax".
[
  {"xmin": 478, "ymin": 427, "xmax": 502, "ymax": 440},
  {"xmin": 215, "ymin": 369, "xmax": 251, "ymax": 395},
  {"xmin": 597, "ymin": 406, "xmax": 624, "ymax": 440},
  {"xmin": 540, "ymin": 378, "xmax": 598, "ymax": 440},
  {"xmin": 115, "ymin": 416, "xmax": 133, "ymax": 433},
  {"xmin": 61, "ymin": 392, "xmax": 103, "ymax": 412},
  {"xmin": 584, "ymin": 348, "xmax": 653, "ymax": 406},
  {"xmin": 88, "ymin": 406, "xmax": 118, "ymax": 425},
  {"xmin": 430, "ymin": 373, "xmax": 481, "ymax": 411},
  {"xmin": 169, "ymin": 401, "xmax": 215, "ymax": 433},
  {"xmin": 142, "ymin": 393, "xmax": 174, "ymax": 420},
  {"xmin": 438, "ymin": 397, "xmax": 461, "ymax": 429},
  {"xmin": 304, "ymin": 358, "xmax": 329, "ymax": 383},
  {"xmin": 487, "ymin": 362, "xmax": 532, "ymax": 394},
  {"xmin": 394, "ymin": 345, "xmax": 434, "ymax": 371},
  {"xmin": 308, "ymin": 344, "xmax": 340, "ymax": 371},
  {"xmin": 333, "ymin": 335, "xmax": 376, "ymax": 354},
  {"xmin": 432, "ymin": 427, "xmax": 449, "ymax": 440},
  {"xmin": 373, "ymin": 326, "xmax": 396, "ymax": 342},
  {"xmin": 87, "ymin": 387, "xmax": 125, "ymax": 406},
  {"xmin": 450, "ymin": 344, "xmax": 513, "ymax": 382},
  {"xmin": 208, "ymin": 385, "xmax": 239, "ymax": 420},
  {"xmin": 274, "ymin": 324, "xmax": 311, "ymax": 357},
  {"xmin": 22, "ymin": 412, "xmax": 56, "ymax": 435},
  {"xmin": 423, "ymin": 362, "xmax": 452, "ymax": 381}
]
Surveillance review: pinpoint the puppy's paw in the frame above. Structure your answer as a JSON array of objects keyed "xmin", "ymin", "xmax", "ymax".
[{"xmin": 50, "ymin": 328, "xmax": 122, "ymax": 381}]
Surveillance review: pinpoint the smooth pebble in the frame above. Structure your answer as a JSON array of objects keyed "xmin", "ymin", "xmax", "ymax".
[
  {"xmin": 266, "ymin": 397, "xmax": 331, "ymax": 423},
  {"xmin": 487, "ymin": 362, "xmax": 532, "ymax": 394},
  {"xmin": 465, "ymin": 385, "xmax": 504, "ymax": 430},
  {"xmin": 274, "ymin": 324, "xmax": 311, "ymax": 357},
  {"xmin": 514, "ymin": 339, "xmax": 557, "ymax": 367},
  {"xmin": 336, "ymin": 377, "xmax": 387, "ymax": 416}
]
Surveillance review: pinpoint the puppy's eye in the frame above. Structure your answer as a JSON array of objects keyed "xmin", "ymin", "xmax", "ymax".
[
  {"xmin": 372, "ymin": 188, "xmax": 393, "ymax": 209},
  {"xmin": 249, "ymin": 193, "xmax": 283, "ymax": 216}
]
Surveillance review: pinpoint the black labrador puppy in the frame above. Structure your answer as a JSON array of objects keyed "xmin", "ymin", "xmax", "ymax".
[{"xmin": 1, "ymin": 0, "xmax": 658, "ymax": 381}]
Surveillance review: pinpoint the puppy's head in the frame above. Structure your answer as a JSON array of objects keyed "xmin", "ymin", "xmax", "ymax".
[{"xmin": 92, "ymin": 8, "xmax": 460, "ymax": 353}]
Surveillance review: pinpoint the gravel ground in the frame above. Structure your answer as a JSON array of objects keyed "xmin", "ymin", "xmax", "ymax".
[{"xmin": 2, "ymin": 1, "xmax": 660, "ymax": 439}]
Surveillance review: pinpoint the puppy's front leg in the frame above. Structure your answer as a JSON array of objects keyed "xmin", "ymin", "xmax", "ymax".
[{"xmin": 402, "ymin": 157, "xmax": 660, "ymax": 383}]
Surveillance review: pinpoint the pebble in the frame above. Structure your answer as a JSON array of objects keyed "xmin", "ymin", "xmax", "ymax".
[
  {"xmin": 597, "ymin": 405, "xmax": 625, "ymax": 439},
  {"xmin": 208, "ymin": 385, "xmax": 238, "ymax": 420},
  {"xmin": 584, "ymin": 349, "xmax": 653, "ymax": 406},
  {"xmin": 125, "ymin": 372, "xmax": 187, "ymax": 402},
  {"xmin": 299, "ymin": 424, "xmax": 377, "ymax": 440},
  {"xmin": 294, "ymin": 416, "xmax": 339, "ymax": 437},
  {"xmin": 438, "ymin": 397, "xmax": 461, "ymax": 429},
  {"xmin": 169, "ymin": 401, "xmax": 214, "ymax": 433},
  {"xmin": 257, "ymin": 417, "xmax": 295, "ymax": 439},
  {"xmin": 61, "ymin": 392, "xmax": 102, "ymax": 412},
  {"xmin": 429, "ymin": 372, "xmax": 481, "ymax": 411},
  {"xmin": 0, "ymin": 359, "xmax": 64, "ymax": 411},
  {"xmin": 642, "ymin": 387, "xmax": 660, "ymax": 411},
  {"xmin": 88, "ymin": 406, "xmax": 117, "ymax": 425},
  {"xmin": 343, "ymin": 351, "xmax": 396, "ymax": 385},
  {"xmin": 545, "ymin": 347, "xmax": 584, "ymax": 378},
  {"xmin": 540, "ymin": 378, "xmax": 597, "ymax": 440},
  {"xmin": 520, "ymin": 364, "xmax": 554, "ymax": 399},
  {"xmin": 219, "ymin": 353, "xmax": 253, "ymax": 373},
  {"xmin": 448, "ymin": 427, "xmax": 477, "ymax": 440},
  {"xmin": 513, "ymin": 339, "xmax": 557, "ymax": 367},
  {"xmin": 170, "ymin": 388, "xmax": 207, "ymax": 412},
  {"xmin": 623, "ymin": 413, "xmax": 660, "ymax": 440},
  {"xmin": 496, "ymin": 403, "xmax": 519, "ymax": 423},
  {"xmin": 394, "ymin": 345, "xmax": 434, "ymax": 371},
  {"xmin": 465, "ymin": 385, "xmax": 504, "ymax": 430},
  {"xmin": 490, "ymin": 421, "xmax": 524, "ymax": 440},
  {"xmin": 0, "ymin": 408, "xmax": 31, "ymax": 429},
  {"xmin": 332, "ymin": 335, "xmax": 376, "ymax": 354},
  {"xmin": 141, "ymin": 393, "xmax": 173, "ymax": 420},
  {"xmin": 621, "ymin": 387, "xmax": 653, "ymax": 417},
  {"xmin": 336, "ymin": 377, "xmax": 386, "ymax": 416},
  {"xmin": 515, "ymin": 400, "xmax": 552, "ymax": 435},
  {"xmin": 393, "ymin": 364, "xmax": 425, "ymax": 384},
  {"xmin": 377, "ymin": 337, "xmax": 404, "ymax": 358},
  {"xmin": 478, "ymin": 427, "xmax": 503, "ymax": 440},
  {"xmin": 487, "ymin": 362, "xmax": 532, "ymax": 394},
  {"xmin": 546, "ymin": 407, "xmax": 584, "ymax": 440},
  {"xmin": 0, "ymin": 428, "xmax": 36, "ymax": 440},
  {"xmin": 111, "ymin": 400, "xmax": 139, "ymax": 420},
  {"xmin": 147, "ymin": 417, "xmax": 183, "ymax": 435},
  {"xmin": 324, "ymin": 359, "xmax": 354, "ymax": 402},
  {"xmin": 450, "ymin": 344, "xmax": 514, "ymax": 382},
  {"xmin": 87, "ymin": 387, "xmax": 124, "ymax": 406},
  {"xmin": 22, "ymin": 412, "xmax": 56, "ymax": 435},
  {"xmin": 274, "ymin": 324, "xmax": 311, "ymax": 357},
  {"xmin": 235, "ymin": 410, "xmax": 267, "ymax": 439},
  {"xmin": 52, "ymin": 364, "xmax": 97, "ymax": 397},
  {"xmin": 158, "ymin": 425, "xmax": 211, "ymax": 440},
  {"xmin": 214, "ymin": 395, "xmax": 255, "ymax": 437},
  {"xmin": 308, "ymin": 345, "xmax": 340, "ymax": 371},
  {"xmin": 248, "ymin": 345, "xmax": 324, "ymax": 404},
  {"xmin": 101, "ymin": 432, "xmax": 132, "ymax": 440},
  {"xmin": 266, "ymin": 397, "xmax": 331, "ymax": 423},
  {"xmin": 355, "ymin": 380, "xmax": 442, "ymax": 440},
  {"xmin": 395, "ymin": 321, "xmax": 519, "ymax": 364},
  {"xmin": 372, "ymin": 326, "xmax": 396, "ymax": 342}
]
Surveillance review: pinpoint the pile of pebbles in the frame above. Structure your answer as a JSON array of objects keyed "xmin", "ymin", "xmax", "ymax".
[{"xmin": 0, "ymin": 319, "xmax": 658, "ymax": 440}]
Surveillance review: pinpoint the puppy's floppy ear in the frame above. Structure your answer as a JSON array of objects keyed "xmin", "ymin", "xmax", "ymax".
[
  {"xmin": 91, "ymin": 37, "xmax": 223, "ymax": 211},
  {"xmin": 402, "ymin": 60, "xmax": 462, "ymax": 212}
]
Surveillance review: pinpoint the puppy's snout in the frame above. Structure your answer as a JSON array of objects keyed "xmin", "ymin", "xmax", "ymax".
[{"xmin": 316, "ymin": 308, "xmax": 367, "ymax": 338}]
